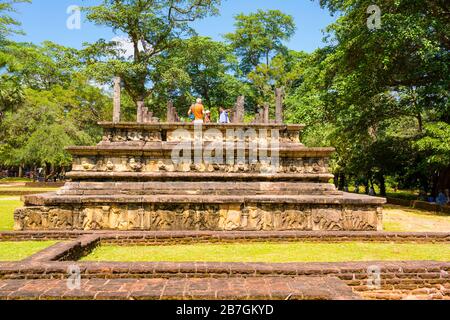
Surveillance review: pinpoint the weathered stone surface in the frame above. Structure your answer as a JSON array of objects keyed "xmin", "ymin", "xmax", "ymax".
[
  {"xmin": 14, "ymin": 199, "xmax": 383, "ymax": 231},
  {"xmin": 0, "ymin": 276, "xmax": 360, "ymax": 300}
]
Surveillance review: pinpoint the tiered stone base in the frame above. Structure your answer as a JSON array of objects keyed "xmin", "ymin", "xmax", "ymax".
[{"xmin": 14, "ymin": 122, "xmax": 386, "ymax": 231}]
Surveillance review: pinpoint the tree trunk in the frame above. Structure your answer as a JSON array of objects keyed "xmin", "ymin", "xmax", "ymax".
[
  {"xmin": 417, "ymin": 113, "xmax": 423, "ymax": 133},
  {"xmin": 338, "ymin": 172, "xmax": 346, "ymax": 191},
  {"xmin": 378, "ymin": 173, "xmax": 386, "ymax": 197}
]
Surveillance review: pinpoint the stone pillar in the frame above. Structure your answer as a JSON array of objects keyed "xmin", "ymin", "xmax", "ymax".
[
  {"xmin": 166, "ymin": 101, "xmax": 178, "ymax": 123},
  {"xmin": 143, "ymin": 107, "xmax": 149, "ymax": 123},
  {"xmin": 234, "ymin": 96, "xmax": 245, "ymax": 123},
  {"xmin": 254, "ymin": 108, "xmax": 263, "ymax": 124},
  {"xmin": 275, "ymin": 88, "xmax": 284, "ymax": 124},
  {"xmin": 263, "ymin": 103, "xmax": 269, "ymax": 124},
  {"xmin": 137, "ymin": 101, "xmax": 145, "ymax": 123},
  {"xmin": 113, "ymin": 77, "xmax": 121, "ymax": 123},
  {"xmin": 167, "ymin": 101, "xmax": 174, "ymax": 122}
]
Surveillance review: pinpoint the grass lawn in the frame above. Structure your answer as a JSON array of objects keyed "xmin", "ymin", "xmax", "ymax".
[
  {"xmin": 0, "ymin": 241, "xmax": 57, "ymax": 261},
  {"xmin": 0, "ymin": 197, "xmax": 22, "ymax": 231},
  {"xmin": 82, "ymin": 242, "xmax": 450, "ymax": 263}
]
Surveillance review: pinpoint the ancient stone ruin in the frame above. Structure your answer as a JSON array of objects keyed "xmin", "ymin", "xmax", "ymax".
[
  {"xmin": 14, "ymin": 120, "xmax": 385, "ymax": 231},
  {"xmin": 14, "ymin": 85, "xmax": 385, "ymax": 231}
]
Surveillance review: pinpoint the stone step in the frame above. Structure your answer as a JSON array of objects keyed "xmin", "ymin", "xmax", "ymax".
[
  {"xmin": 66, "ymin": 172, "xmax": 335, "ymax": 182},
  {"xmin": 24, "ymin": 192, "xmax": 385, "ymax": 206},
  {"xmin": 0, "ymin": 277, "xmax": 360, "ymax": 300},
  {"xmin": 57, "ymin": 182, "xmax": 341, "ymax": 196}
]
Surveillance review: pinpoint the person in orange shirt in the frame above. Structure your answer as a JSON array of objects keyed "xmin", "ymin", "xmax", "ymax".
[{"xmin": 188, "ymin": 98, "xmax": 204, "ymax": 124}]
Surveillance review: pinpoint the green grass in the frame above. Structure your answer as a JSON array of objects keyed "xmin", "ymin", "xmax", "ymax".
[
  {"xmin": 81, "ymin": 242, "xmax": 450, "ymax": 263},
  {"xmin": 0, "ymin": 241, "xmax": 57, "ymax": 261},
  {"xmin": 0, "ymin": 198, "xmax": 22, "ymax": 231}
]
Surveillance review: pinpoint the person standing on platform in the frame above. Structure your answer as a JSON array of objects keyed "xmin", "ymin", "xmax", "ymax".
[
  {"xmin": 205, "ymin": 110, "xmax": 211, "ymax": 123},
  {"xmin": 188, "ymin": 98, "xmax": 205, "ymax": 124},
  {"xmin": 219, "ymin": 107, "xmax": 230, "ymax": 124}
]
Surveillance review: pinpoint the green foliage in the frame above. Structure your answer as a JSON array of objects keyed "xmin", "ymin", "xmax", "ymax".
[
  {"xmin": 81, "ymin": 0, "xmax": 221, "ymax": 111},
  {"xmin": 0, "ymin": 42, "xmax": 111, "ymax": 169},
  {"xmin": 286, "ymin": 0, "xmax": 449, "ymax": 193},
  {"xmin": 416, "ymin": 122, "xmax": 450, "ymax": 168},
  {"xmin": 225, "ymin": 9, "xmax": 296, "ymax": 74},
  {"xmin": 0, "ymin": 0, "xmax": 448, "ymax": 195},
  {"xmin": 151, "ymin": 36, "xmax": 252, "ymax": 116},
  {"xmin": 225, "ymin": 10, "xmax": 297, "ymax": 111},
  {"xmin": 0, "ymin": 0, "xmax": 30, "ymax": 40}
]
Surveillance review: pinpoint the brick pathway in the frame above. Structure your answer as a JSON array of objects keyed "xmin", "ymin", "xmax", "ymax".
[{"xmin": 0, "ymin": 277, "xmax": 360, "ymax": 300}]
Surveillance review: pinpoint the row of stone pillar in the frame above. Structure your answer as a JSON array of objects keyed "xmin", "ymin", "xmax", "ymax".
[{"xmin": 112, "ymin": 77, "xmax": 284, "ymax": 124}]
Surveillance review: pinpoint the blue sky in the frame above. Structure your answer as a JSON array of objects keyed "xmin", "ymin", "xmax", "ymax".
[{"xmin": 11, "ymin": 0, "xmax": 336, "ymax": 52}]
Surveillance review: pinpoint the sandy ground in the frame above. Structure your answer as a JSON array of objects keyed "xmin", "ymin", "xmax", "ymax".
[{"xmin": 384, "ymin": 205, "xmax": 450, "ymax": 232}]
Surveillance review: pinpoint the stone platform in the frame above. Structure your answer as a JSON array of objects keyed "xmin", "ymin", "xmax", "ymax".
[{"xmin": 14, "ymin": 123, "xmax": 385, "ymax": 231}]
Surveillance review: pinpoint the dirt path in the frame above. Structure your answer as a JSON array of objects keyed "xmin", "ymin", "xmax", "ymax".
[{"xmin": 384, "ymin": 205, "xmax": 450, "ymax": 232}]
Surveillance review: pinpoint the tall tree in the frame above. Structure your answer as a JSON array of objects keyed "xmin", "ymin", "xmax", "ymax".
[
  {"xmin": 225, "ymin": 10, "xmax": 296, "ymax": 110},
  {"xmin": 225, "ymin": 10, "xmax": 296, "ymax": 74},
  {"xmin": 82, "ymin": 0, "xmax": 221, "ymax": 120}
]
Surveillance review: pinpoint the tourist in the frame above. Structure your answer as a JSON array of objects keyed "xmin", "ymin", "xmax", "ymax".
[
  {"xmin": 205, "ymin": 110, "xmax": 211, "ymax": 123},
  {"xmin": 436, "ymin": 191, "xmax": 448, "ymax": 207},
  {"xmin": 188, "ymin": 98, "xmax": 204, "ymax": 124},
  {"xmin": 418, "ymin": 190, "xmax": 428, "ymax": 201},
  {"xmin": 368, "ymin": 187, "xmax": 376, "ymax": 196},
  {"xmin": 219, "ymin": 107, "xmax": 230, "ymax": 124}
]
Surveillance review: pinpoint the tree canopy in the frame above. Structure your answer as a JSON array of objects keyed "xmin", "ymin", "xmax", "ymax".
[{"xmin": 0, "ymin": 0, "xmax": 449, "ymax": 195}]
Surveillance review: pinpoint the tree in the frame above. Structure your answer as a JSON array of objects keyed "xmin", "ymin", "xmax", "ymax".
[
  {"xmin": 0, "ymin": 0, "xmax": 30, "ymax": 114},
  {"xmin": 225, "ymin": 10, "xmax": 296, "ymax": 111},
  {"xmin": 81, "ymin": 0, "xmax": 221, "ymax": 120},
  {"xmin": 150, "ymin": 36, "xmax": 251, "ymax": 116},
  {"xmin": 0, "ymin": 41, "xmax": 111, "ymax": 176},
  {"xmin": 286, "ymin": 0, "xmax": 449, "ymax": 194},
  {"xmin": 0, "ymin": 0, "xmax": 30, "ymax": 41},
  {"xmin": 225, "ymin": 10, "xmax": 296, "ymax": 74}
]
